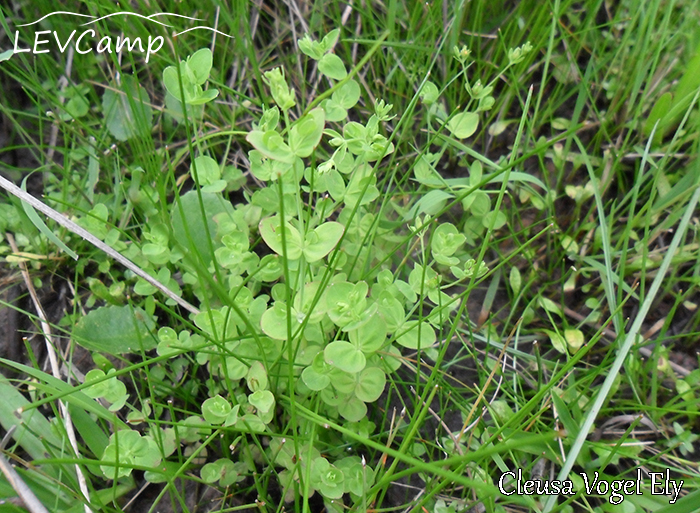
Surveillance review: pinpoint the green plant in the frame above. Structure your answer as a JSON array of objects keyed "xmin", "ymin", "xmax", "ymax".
[
  {"xmin": 57, "ymin": 34, "xmax": 536, "ymax": 507},
  {"xmin": 2, "ymin": 1, "xmax": 700, "ymax": 512}
]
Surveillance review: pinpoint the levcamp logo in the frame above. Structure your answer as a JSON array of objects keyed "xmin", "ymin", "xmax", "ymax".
[{"xmin": 1, "ymin": 11, "xmax": 233, "ymax": 63}]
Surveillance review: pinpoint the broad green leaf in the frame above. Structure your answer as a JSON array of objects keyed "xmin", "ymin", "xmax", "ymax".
[
  {"xmin": 348, "ymin": 313, "xmax": 386, "ymax": 353},
  {"xmin": 187, "ymin": 87, "xmax": 219, "ymax": 105},
  {"xmin": 338, "ymin": 396, "xmax": 367, "ymax": 422},
  {"xmin": 344, "ymin": 164, "xmax": 379, "ymax": 208},
  {"xmin": 246, "ymin": 361, "xmax": 269, "ymax": 392},
  {"xmin": 259, "ymin": 216, "xmax": 303, "ymax": 260},
  {"xmin": 414, "ymin": 152, "xmax": 441, "ymax": 185},
  {"xmin": 431, "ymin": 223, "xmax": 466, "ymax": 260},
  {"xmin": 419, "ymin": 81, "xmax": 440, "ymax": 105},
  {"xmin": 193, "ymin": 307, "xmax": 237, "ymax": 339},
  {"xmin": 321, "ymin": 98, "xmax": 348, "ymax": 122},
  {"xmin": 319, "ymin": 53, "xmax": 347, "ymax": 80},
  {"xmin": 333, "ymin": 79, "xmax": 361, "ymax": 109},
  {"xmin": 446, "ymin": 111, "xmax": 479, "ymax": 139},
  {"xmin": 302, "ymin": 366, "xmax": 331, "ymax": 391},
  {"xmin": 320, "ymin": 29, "xmax": 341, "ymax": 52},
  {"xmin": 293, "ymin": 281, "xmax": 328, "ymax": 324},
  {"xmin": 482, "ymin": 209, "xmax": 507, "ymax": 229},
  {"xmin": 163, "ymin": 65, "xmax": 190, "ymax": 101},
  {"xmin": 187, "ymin": 47, "xmax": 213, "ymax": 84},
  {"xmin": 464, "ymin": 191, "xmax": 490, "ymax": 217},
  {"xmin": 72, "ymin": 305, "xmax": 156, "ymax": 354},
  {"xmin": 355, "ymin": 367, "xmax": 386, "ymax": 402},
  {"xmin": 101, "ymin": 431, "xmax": 161, "ymax": 479},
  {"xmin": 396, "ymin": 321, "xmax": 436, "ymax": 350},
  {"xmin": 103, "ymin": 75, "xmax": 153, "ymax": 141},
  {"xmin": 303, "ymin": 221, "xmax": 344, "ymax": 262},
  {"xmin": 260, "ymin": 302, "xmax": 291, "ymax": 340},
  {"xmin": 325, "ymin": 281, "xmax": 368, "ymax": 328},
  {"xmin": 249, "ymin": 390, "xmax": 275, "ymax": 413},
  {"xmin": 246, "ymin": 130, "xmax": 295, "ymax": 163},
  {"xmin": 201, "ymin": 459, "xmax": 239, "ymax": 486},
  {"xmin": 191, "ymin": 155, "xmax": 220, "ymax": 185},
  {"xmin": 84, "ymin": 369, "xmax": 128, "ymax": 409},
  {"xmin": 538, "ymin": 296, "xmax": 563, "ymax": 317},
  {"xmin": 407, "ymin": 189, "xmax": 454, "ymax": 219},
  {"xmin": 202, "ymin": 395, "xmax": 232, "ymax": 424},
  {"xmin": 376, "ymin": 293, "xmax": 405, "ymax": 332},
  {"xmin": 324, "ymin": 341, "xmax": 366, "ymax": 373},
  {"xmin": 564, "ymin": 328, "xmax": 585, "ymax": 353},
  {"xmin": 164, "ymin": 89, "xmax": 203, "ymax": 122},
  {"xmin": 289, "ymin": 108, "xmax": 325, "ymax": 157},
  {"xmin": 171, "ymin": 191, "xmax": 235, "ymax": 265}
]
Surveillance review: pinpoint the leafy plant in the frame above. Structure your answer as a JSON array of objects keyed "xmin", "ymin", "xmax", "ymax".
[
  {"xmin": 60, "ymin": 36, "xmax": 516, "ymax": 506},
  {"xmin": 2, "ymin": 1, "xmax": 699, "ymax": 512}
]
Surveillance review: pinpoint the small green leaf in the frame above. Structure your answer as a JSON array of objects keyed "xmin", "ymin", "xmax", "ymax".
[
  {"xmin": 162, "ymin": 65, "xmax": 191, "ymax": 102},
  {"xmin": 187, "ymin": 87, "xmax": 219, "ymax": 105},
  {"xmin": 482, "ymin": 209, "xmax": 507, "ymax": 229},
  {"xmin": 263, "ymin": 67, "xmax": 296, "ymax": 111},
  {"xmin": 396, "ymin": 321, "xmax": 436, "ymax": 350},
  {"xmin": 318, "ymin": 53, "xmax": 347, "ymax": 80},
  {"xmin": 543, "ymin": 329, "xmax": 566, "ymax": 354},
  {"xmin": 509, "ymin": 267, "xmax": 522, "ymax": 296},
  {"xmin": 321, "ymin": 98, "xmax": 348, "ymax": 122},
  {"xmin": 171, "ymin": 191, "xmax": 235, "ymax": 265},
  {"xmin": 419, "ymin": 81, "xmax": 440, "ymax": 105},
  {"xmin": 302, "ymin": 366, "xmax": 331, "ymax": 391},
  {"xmin": 355, "ymin": 367, "xmax": 386, "ymax": 402},
  {"xmin": 431, "ymin": 223, "xmax": 466, "ymax": 261},
  {"xmin": 202, "ymin": 395, "xmax": 232, "ymax": 424},
  {"xmin": 201, "ymin": 459, "xmax": 238, "ymax": 486},
  {"xmin": 259, "ymin": 216, "xmax": 303, "ymax": 260},
  {"xmin": 249, "ymin": 389, "xmax": 275, "ymax": 414},
  {"xmin": 465, "ymin": 191, "xmax": 490, "ymax": 217},
  {"xmin": 0, "ymin": 49, "xmax": 13, "ymax": 61},
  {"xmin": 191, "ymin": 155, "xmax": 221, "ymax": 186},
  {"xmin": 260, "ymin": 302, "xmax": 291, "ymax": 341},
  {"xmin": 303, "ymin": 221, "xmax": 344, "ymax": 262},
  {"xmin": 246, "ymin": 130, "xmax": 295, "ymax": 163},
  {"xmin": 447, "ymin": 111, "xmax": 479, "ymax": 139},
  {"xmin": 407, "ymin": 189, "xmax": 453, "ymax": 219},
  {"xmin": 325, "ymin": 281, "xmax": 368, "ymax": 328},
  {"xmin": 337, "ymin": 396, "xmax": 367, "ymax": 422},
  {"xmin": 289, "ymin": 108, "xmax": 325, "ymax": 157},
  {"xmin": 246, "ymin": 361, "xmax": 268, "ymax": 392},
  {"xmin": 333, "ymin": 79, "xmax": 361, "ymax": 109},
  {"xmin": 187, "ymin": 48, "xmax": 213, "ymax": 85},
  {"xmin": 564, "ymin": 329, "xmax": 585, "ymax": 353},
  {"xmin": 101, "ymin": 431, "xmax": 161, "ymax": 479},
  {"xmin": 298, "ymin": 34, "xmax": 324, "ymax": 60},
  {"xmin": 348, "ymin": 313, "xmax": 386, "ymax": 353},
  {"xmin": 320, "ymin": 29, "xmax": 341, "ymax": 52},
  {"xmin": 539, "ymin": 296, "xmax": 563, "ymax": 317},
  {"xmin": 325, "ymin": 341, "xmax": 366, "ymax": 373}
]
